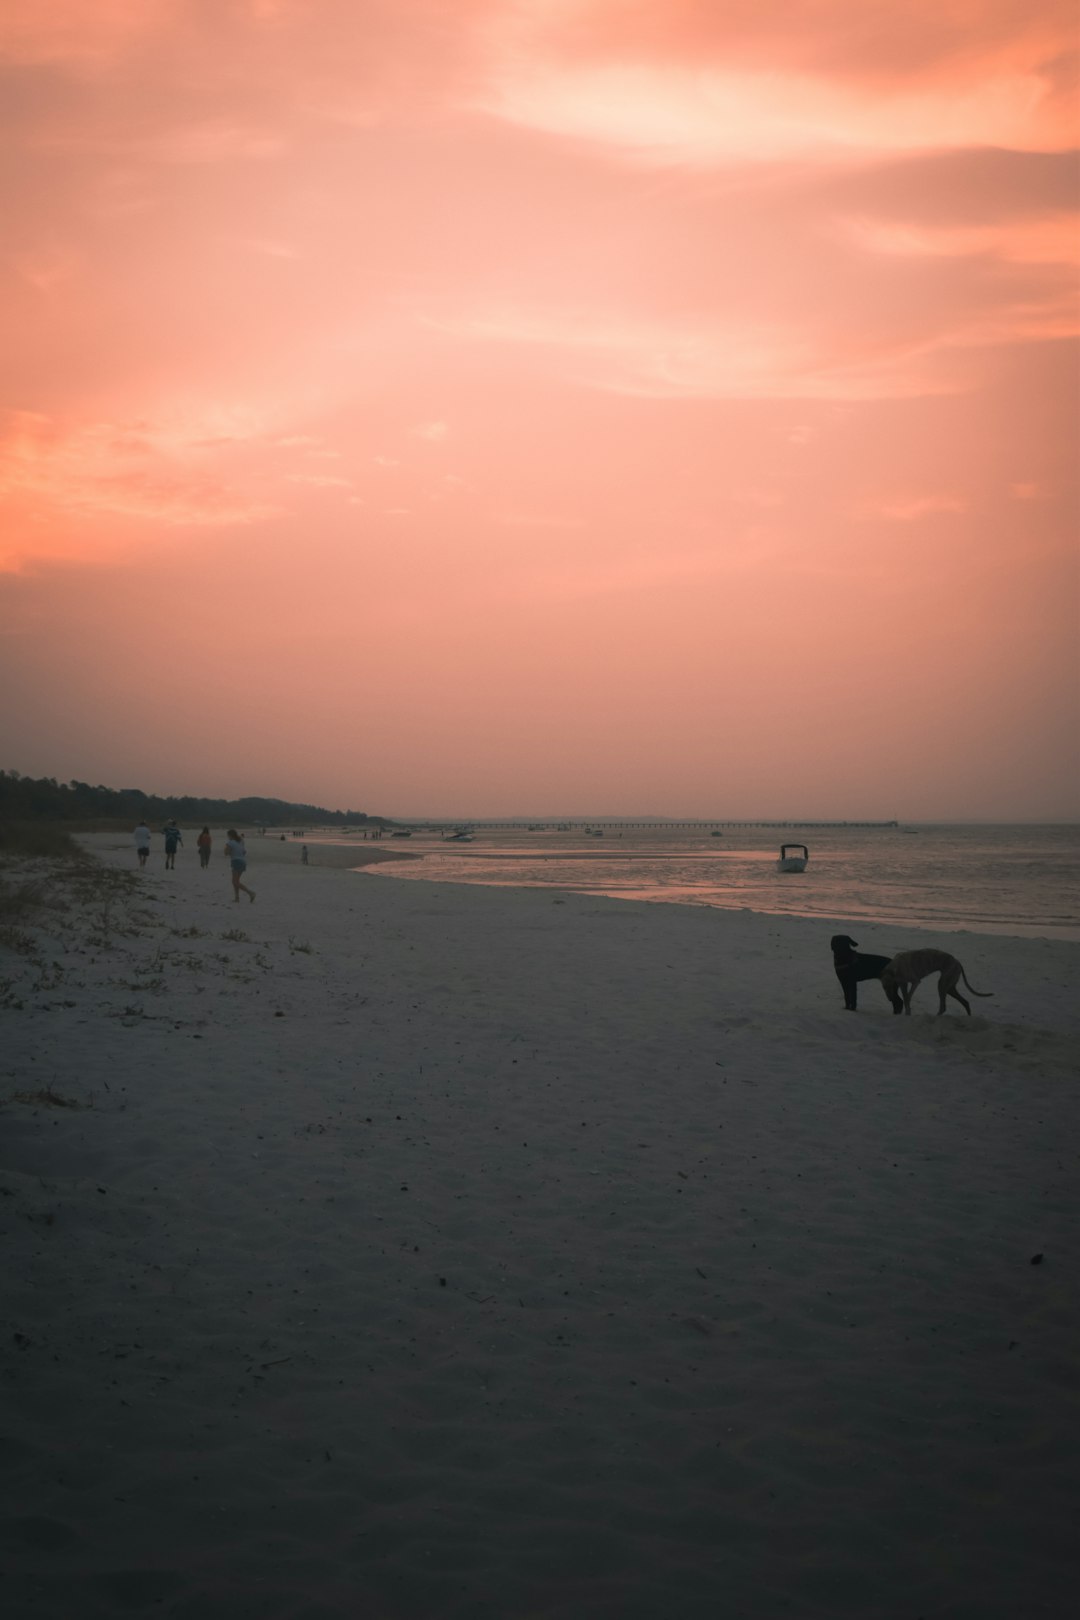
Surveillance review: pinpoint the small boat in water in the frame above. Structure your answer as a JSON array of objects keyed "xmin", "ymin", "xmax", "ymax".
[{"xmin": 777, "ymin": 843, "xmax": 809, "ymax": 872}]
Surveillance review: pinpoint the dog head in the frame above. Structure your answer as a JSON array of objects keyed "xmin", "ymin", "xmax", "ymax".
[{"xmin": 830, "ymin": 934, "xmax": 858, "ymax": 955}]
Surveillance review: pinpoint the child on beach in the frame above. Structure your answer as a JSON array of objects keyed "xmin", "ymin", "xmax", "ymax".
[
  {"xmin": 134, "ymin": 821, "xmax": 151, "ymax": 867},
  {"xmin": 197, "ymin": 827, "xmax": 212, "ymax": 868},
  {"xmin": 224, "ymin": 829, "xmax": 256, "ymax": 903},
  {"xmin": 301, "ymin": 844, "xmax": 309, "ymax": 865}
]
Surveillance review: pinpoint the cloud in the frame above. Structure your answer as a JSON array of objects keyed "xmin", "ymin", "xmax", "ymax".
[
  {"xmin": 12, "ymin": 248, "xmax": 82, "ymax": 292},
  {"xmin": 472, "ymin": 2, "xmax": 1077, "ymax": 167},
  {"xmin": 34, "ymin": 119, "xmax": 288, "ymax": 164},
  {"xmin": 413, "ymin": 420, "xmax": 450, "ymax": 441},
  {"xmin": 427, "ymin": 303, "xmax": 974, "ymax": 401},
  {"xmin": 0, "ymin": 411, "xmax": 277, "ymax": 568},
  {"xmin": 854, "ymin": 493, "xmax": 970, "ymax": 522},
  {"xmin": 475, "ymin": 61, "xmax": 1069, "ymax": 167},
  {"xmin": 0, "ymin": 0, "xmax": 170, "ymax": 67},
  {"xmin": 491, "ymin": 0, "xmax": 1076, "ymax": 86},
  {"xmin": 839, "ymin": 211, "xmax": 1080, "ymax": 268}
]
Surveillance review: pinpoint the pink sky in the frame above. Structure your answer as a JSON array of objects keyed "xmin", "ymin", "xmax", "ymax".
[{"xmin": 1, "ymin": 0, "xmax": 1077, "ymax": 819}]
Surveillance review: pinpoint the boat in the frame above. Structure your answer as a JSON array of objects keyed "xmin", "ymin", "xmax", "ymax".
[
  {"xmin": 444, "ymin": 828, "xmax": 475, "ymax": 842},
  {"xmin": 777, "ymin": 843, "xmax": 809, "ymax": 872}
]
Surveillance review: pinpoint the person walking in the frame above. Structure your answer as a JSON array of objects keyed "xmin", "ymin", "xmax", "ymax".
[
  {"xmin": 301, "ymin": 844, "xmax": 309, "ymax": 865},
  {"xmin": 163, "ymin": 819, "xmax": 183, "ymax": 870},
  {"xmin": 197, "ymin": 827, "xmax": 212, "ymax": 869},
  {"xmin": 224, "ymin": 829, "xmax": 255, "ymax": 903},
  {"xmin": 134, "ymin": 821, "xmax": 151, "ymax": 868}
]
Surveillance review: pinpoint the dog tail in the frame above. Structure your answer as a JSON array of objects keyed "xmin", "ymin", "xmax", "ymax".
[{"xmin": 959, "ymin": 968, "xmax": 993, "ymax": 998}]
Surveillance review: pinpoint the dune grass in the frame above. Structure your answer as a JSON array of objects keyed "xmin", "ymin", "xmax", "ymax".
[
  {"xmin": 0, "ymin": 822, "xmax": 84, "ymax": 860},
  {"xmin": 0, "ymin": 879, "xmax": 47, "ymax": 922}
]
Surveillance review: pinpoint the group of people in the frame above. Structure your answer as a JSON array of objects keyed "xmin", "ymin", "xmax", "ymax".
[{"xmin": 133, "ymin": 821, "xmax": 255, "ymax": 902}]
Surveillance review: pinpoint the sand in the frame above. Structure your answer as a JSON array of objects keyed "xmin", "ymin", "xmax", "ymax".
[{"xmin": 2, "ymin": 831, "xmax": 1078, "ymax": 1619}]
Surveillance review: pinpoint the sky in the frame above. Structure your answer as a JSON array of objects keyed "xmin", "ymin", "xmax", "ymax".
[{"xmin": 1, "ymin": 0, "xmax": 1077, "ymax": 821}]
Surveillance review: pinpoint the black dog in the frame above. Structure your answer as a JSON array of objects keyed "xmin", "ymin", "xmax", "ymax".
[{"xmin": 831, "ymin": 934, "xmax": 904, "ymax": 1013}]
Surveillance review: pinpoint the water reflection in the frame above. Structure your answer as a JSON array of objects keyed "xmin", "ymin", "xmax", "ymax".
[{"xmin": 348, "ymin": 824, "xmax": 1078, "ymax": 939}]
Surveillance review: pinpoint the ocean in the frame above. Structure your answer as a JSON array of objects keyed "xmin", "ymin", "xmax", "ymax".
[{"xmin": 353, "ymin": 823, "xmax": 1080, "ymax": 941}]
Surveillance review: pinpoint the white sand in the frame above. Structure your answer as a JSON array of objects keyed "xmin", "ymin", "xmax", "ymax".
[{"xmin": 2, "ymin": 831, "xmax": 1078, "ymax": 1619}]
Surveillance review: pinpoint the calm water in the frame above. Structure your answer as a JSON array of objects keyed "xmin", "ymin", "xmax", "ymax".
[{"xmin": 354, "ymin": 825, "xmax": 1080, "ymax": 940}]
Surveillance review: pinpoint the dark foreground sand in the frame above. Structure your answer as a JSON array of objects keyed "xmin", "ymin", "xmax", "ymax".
[{"xmin": 2, "ymin": 833, "xmax": 1078, "ymax": 1618}]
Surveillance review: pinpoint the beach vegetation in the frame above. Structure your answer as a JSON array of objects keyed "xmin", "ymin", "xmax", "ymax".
[
  {"xmin": 167, "ymin": 951, "xmax": 206, "ymax": 972},
  {"xmin": 220, "ymin": 928, "xmax": 250, "ymax": 942},
  {"xmin": 0, "ymin": 820, "xmax": 83, "ymax": 860},
  {"xmin": 289, "ymin": 937, "xmax": 314, "ymax": 954},
  {"xmin": 32, "ymin": 961, "xmax": 66, "ymax": 992},
  {"xmin": 0, "ymin": 878, "xmax": 48, "ymax": 920},
  {"xmin": 0, "ymin": 926, "xmax": 41, "ymax": 959}
]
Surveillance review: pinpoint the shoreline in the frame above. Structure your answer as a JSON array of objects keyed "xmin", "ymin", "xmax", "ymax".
[
  {"xmin": 334, "ymin": 822, "xmax": 1080, "ymax": 945},
  {"xmin": 358, "ymin": 863, "xmax": 1080, "ymax": 944},
  {"xmin": 3, "ymin": 838, "xmax": 1078, "ymax": 1616}
]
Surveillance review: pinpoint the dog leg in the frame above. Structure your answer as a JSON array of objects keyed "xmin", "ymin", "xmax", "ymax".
[
  {"xmin": 939, "ymin": 965, "xmax": 971, "ymax": 1015},
  {"xmin": 945, "ymin": 983, "xmax": 972, "ymax": 1014},
  {"xmin": 881, "ymin": 980, "xmax": 903, "ymax": 1014}
]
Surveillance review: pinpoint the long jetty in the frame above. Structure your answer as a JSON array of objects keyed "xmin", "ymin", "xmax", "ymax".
[{"xmin": 445, "ymin": 820, "xmax": 899, "ymax": 831}]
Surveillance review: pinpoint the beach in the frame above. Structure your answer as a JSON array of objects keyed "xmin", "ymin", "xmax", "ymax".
[{"xmin": 3, "ymin": 833, "xmax": 1079, "ymax": 1619}]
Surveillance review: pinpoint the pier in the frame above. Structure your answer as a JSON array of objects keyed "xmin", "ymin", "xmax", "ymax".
[{"xmin": 424, "ymin": 820, "xmax": 900, "ymax": 831}]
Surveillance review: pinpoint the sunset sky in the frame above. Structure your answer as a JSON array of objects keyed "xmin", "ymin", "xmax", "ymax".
[{"xmin": 1, "ymin": 0, "xmax": 1077, "ymax": 820}]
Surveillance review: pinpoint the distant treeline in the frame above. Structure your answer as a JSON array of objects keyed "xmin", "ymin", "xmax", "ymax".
[{"xmin": 0, "ymin": 770, "xmax": 384, "ymax": 829}]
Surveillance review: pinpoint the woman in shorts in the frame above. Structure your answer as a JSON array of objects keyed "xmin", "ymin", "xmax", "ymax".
[{"xmin": 224, "ymin": 829, "xmax": 255, "ymax": 903}]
